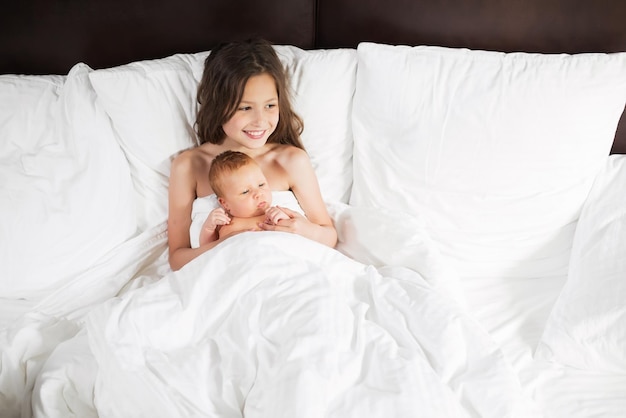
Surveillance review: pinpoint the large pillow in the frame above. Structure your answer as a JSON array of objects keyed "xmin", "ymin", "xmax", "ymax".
[
  {"xmin": 89, "ymin": 46, "xmax": 356, "ymax": 231},
  {"xmin": 276, "ymin": 46, "xmax": 356, "ymax": 204},
  {"xmin": 0, "ymin": 64, "xmax": 136, "ymax": 300},
  {"xmin": 351, "ymin": 42, "xmax": 626, "ymax": 280},
  {"xmin": 89, "ymin": 53, "xmax": 206, "ymax": 231},
  {"xmin": 535, "ymin": 155, "xmax": 626, "ymax": 372}
]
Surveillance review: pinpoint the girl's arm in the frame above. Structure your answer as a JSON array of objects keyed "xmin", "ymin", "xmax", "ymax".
[
  {"xmin": 265, "ymin": 206, "xmax": 290, "ymax": 225},
  {"xmin": 167, "ymin": 153, "xmax": 216, "ymax": 270},
  {"xmin": 259, "ymin": 147, "xmax": 337, "ymax": 247}
]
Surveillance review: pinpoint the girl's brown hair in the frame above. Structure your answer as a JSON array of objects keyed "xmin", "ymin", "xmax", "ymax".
[{"xmin": 196, "ymin": 38, "xmax": 304, "ymax": 149}]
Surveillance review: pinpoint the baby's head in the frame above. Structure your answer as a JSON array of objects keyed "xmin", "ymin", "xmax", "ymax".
[{"xmin": 209, "ymin": 150, "xmax": 272, "ymax": 218}]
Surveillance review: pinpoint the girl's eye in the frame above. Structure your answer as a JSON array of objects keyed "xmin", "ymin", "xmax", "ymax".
[
  {"xmin": 238, "ymin": 106, "xmax": 251, "ymax": 111},
  {"xmin": 266, "ymin": 104, "xmax": 277, "ymax": 109}
]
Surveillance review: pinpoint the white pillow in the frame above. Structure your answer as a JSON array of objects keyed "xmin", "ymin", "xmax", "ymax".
[
  {"xmin": 90, "ymin": 46, "xmax": 356, "ymax": 231},
  {"xmin": 536, "ymin": 155, "xmax": 626, "ymax": 372},
  {"xmin": 89, "ymin": 53, "xmax": 207, "ymax": 231},
  {"xmin": 351, "ymin": 42, "xmax": 626, "ymax": 280},
  {"xmin": 275, "ymin": 46, "xmax": 356, "ymax": 204},
  {"xmin": 0, "ymin": 64, "xmax": 136, "ymax": 300}
]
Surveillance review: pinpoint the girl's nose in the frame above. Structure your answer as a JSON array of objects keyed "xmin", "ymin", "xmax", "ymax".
[{"xmin": 252, "ymin": 109, "xmax": 265, "ymax": 124}]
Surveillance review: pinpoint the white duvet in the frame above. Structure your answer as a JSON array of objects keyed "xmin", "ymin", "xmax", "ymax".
[{"xmin": 86, "ymin": 231, "xmax": 524, "ymax": 418}]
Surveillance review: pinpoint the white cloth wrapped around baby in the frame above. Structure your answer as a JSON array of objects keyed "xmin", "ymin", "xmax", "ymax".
[{"xmin": 189, "ymin": 191, "xmax": 306, "ymax": 248}]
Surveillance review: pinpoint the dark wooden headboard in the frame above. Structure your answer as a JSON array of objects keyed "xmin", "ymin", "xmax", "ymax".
[{"xmin": 2, "ymin": 0, "xmax": 625, "ymax": 153}]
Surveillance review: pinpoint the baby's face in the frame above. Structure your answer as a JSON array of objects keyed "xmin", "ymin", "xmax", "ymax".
[{"xmin": 218, "ymin": 163, "xmax": 272, "ymax": 218}]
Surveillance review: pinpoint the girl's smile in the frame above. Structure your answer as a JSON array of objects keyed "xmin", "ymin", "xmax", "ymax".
[
  {"xmin": 244, "ymin": 129, "xmax": 268, "ymax": 140},
  {"xmin": 222, "ymin": 73, "xmax": 279, "ymax": 148}
]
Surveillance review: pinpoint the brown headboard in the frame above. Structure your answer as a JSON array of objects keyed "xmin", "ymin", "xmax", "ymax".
[
  {"xmin": 2, "ymin": 0, "xmax": 625, "ymax": 153},
  {"xmin": 316, "ymin": 0, "xmax": 626, "ymax": 154}
]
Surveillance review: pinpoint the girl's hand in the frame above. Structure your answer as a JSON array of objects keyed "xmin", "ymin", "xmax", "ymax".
[
  {"xmin": 258, "ymin": 206, "xmax": 309, "ymax": 234},
  {"xmin": 202, "ymin": 207, "xmax": 230, "ymax": 232},
  {"xmin": 264, "ymin": 206, "xmax": 290, "ymax": 225}
]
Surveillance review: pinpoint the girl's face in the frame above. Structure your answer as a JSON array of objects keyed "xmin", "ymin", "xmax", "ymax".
[
  {"xmin": 217, "ymin": 162, "xmax": 272, "ymax": 218},
  {"xmin": 222, "ymin": 73, "xmax": 279, "ymax": 150}
]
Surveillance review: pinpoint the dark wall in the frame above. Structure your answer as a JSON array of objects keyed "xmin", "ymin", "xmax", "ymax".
[
  {"xmin": 317, "ymin": 0, "xmax": 626, "ymax": 53},
  {"xmin": 2, "ymin": 0, "xmax": 625, "ymax": 152},
  {"xmin": 0, "ymin": 0, "xmax": 316, "ymax": 75},
  {"xmin": 316, "ymin": 0, "xmax": 626, "ymax": 154}
]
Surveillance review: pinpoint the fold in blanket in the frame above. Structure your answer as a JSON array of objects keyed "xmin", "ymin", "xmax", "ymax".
[
  {"xmin": 0, "ymin": 223, "xmax": 169, "ymax": 418},
  {"xmin": 86, "ymin": 232, "xmax": 524, "ymax": 417}
]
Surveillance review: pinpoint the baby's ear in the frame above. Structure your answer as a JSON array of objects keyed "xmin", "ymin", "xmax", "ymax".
[{"xmin": 217, "ymin": 196, "xmax": 227, "ymax": 209}]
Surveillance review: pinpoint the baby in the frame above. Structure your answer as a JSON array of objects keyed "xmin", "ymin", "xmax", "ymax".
[{"xmin": 199, "ymin": 150, "xmax": 290, "ymax": 246}]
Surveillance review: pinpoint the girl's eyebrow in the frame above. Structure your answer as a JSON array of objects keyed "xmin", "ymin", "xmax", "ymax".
[{"xmin": 239, "ymin": 97, "xmax": 278, "ymax": 104}]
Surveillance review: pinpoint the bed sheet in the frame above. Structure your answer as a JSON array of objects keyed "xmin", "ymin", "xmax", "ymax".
[
  {"xmin": 28, "ymin": 208, "xmax": 624, "ymax": 418},
  {"xmin": 32, "ymin": 330, "xmax": 98, "ymax": 418},
  {"xmin": 0, "ymin": 299, "xmax": 36, "ymax": 330},
  {"xmin": 28, "ymin": 205, "xmax": 538, "ymax": 417},
  {"xmin": 523, "ymin": 360, "xmax": 626, "ymax": 418},
  {"xmin": 461, "ymin": 273, "xmax": 626, "ymax": 417},
  {"xmin": 0, "ymin": 224, "xmax": 170, "ymax": 418},
  {"xmin": 460, "ymin": 274, "xmax": 567, "ymax": 373},
  {"xmin": 31, "ymin": 246, "xmax": 626, "ymax": 418},
  {"xmin": 80, "ymin": 231, "xmax": 526, "ymax": 418}
]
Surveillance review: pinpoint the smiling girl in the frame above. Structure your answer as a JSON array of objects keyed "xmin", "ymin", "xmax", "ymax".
[{"xmin": 167, "ymin": 38, "xmax": 337, "ymax": 270}]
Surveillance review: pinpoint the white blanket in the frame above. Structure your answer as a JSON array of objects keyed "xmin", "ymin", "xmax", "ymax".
[
  {"xmin": 86, "ymin": 231, "xmax": 524, "ymax": 417},
  {"xmin": 0, "ymin": 224, "xmax": 170, "ymax": 418}
]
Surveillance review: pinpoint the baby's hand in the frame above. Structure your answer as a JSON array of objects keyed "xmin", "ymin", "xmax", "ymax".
[
  {"xmin": 203, "ymin": 207, "xmax": 230, "ymax": 232},
  {"xmin": 265, "ymin": 206, "xmax": 290, "ymax": 225}
]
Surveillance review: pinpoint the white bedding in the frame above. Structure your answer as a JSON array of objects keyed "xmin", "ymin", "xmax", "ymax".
[
  {"xmin": 524, "ymin": 361, "xmax": 626, "ymax": 417},
  {"xmin": 0, "ymin": 224, "xmax": 170, "ymax": 418},
  {"xmin": 3, "ymin": 41, "xmax": 626, "ymax": 418},
  {"xmin": 85, "ymin": 232, "xmax": 525, "ymax": 417},
  {"xmin": 0, "ymin": 299, "xmax": 36, "ymax": 330},
  {"xmin": 31, "ymin": 259, "xmax": 626, "ymax": 418},
  {"xmin": 461, "ymin": 272, "xmax": 626, "ymax": 417}
]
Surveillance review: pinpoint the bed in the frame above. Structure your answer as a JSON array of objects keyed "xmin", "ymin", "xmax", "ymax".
[{"xmin": 1, "ymin": 1, "xmax": 626, "ymax": 417}]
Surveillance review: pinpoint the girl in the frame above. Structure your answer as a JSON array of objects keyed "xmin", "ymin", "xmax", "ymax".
[{"xmin": 167, "ymin": 38, "xmax": 337, "ymax": 270}]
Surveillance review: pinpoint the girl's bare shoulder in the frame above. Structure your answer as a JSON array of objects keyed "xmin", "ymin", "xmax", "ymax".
[
  {"xmin": 269, "ymin": 144, "xmax": 310, "ymax": 167},
  {"xmin": 172, "ymin": 145, "xmax": 218, "ymax": 173}
]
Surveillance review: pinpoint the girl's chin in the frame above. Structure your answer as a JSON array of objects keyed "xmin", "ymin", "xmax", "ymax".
[{"xmin": 242, "ymin": 138, "xmax": 268, "ymax": 147}]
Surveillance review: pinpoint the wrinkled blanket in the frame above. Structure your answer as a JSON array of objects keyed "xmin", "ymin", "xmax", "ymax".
[{"xmin": 86, "ymin": 231, "xmax": 523, "ymax": 417}]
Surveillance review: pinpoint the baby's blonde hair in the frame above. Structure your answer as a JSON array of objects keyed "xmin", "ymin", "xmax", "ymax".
[{"xmin": 209, "ymin": 150, "xmax": 256, "ymax": 197}]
